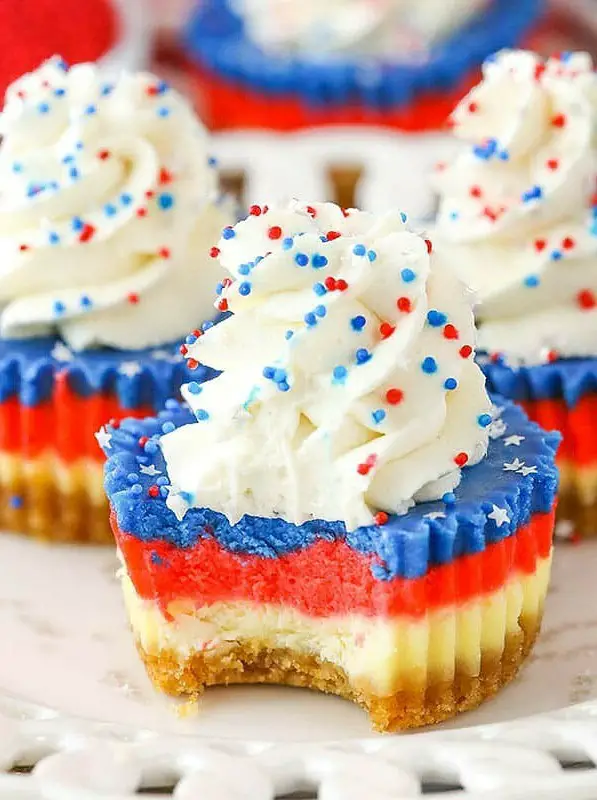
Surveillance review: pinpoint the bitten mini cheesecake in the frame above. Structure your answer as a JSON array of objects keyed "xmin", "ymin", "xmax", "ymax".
[
  {"xmin": 102, "ymin": 202, "xmax": 559, "ymax": 731},
  {"xmin": 434, "ymin": 49, "xmax": 597, "ymax": 537},
  {"xmin": 0, "ymin": 56, "xmax": 229, "ymax": 542}
]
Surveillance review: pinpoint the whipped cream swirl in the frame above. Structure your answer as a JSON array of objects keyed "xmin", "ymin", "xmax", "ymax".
[
  {"xmin": 232, "ymin": 0, "xmax": 487, "ymax": 58},
  {"xmin": 0, "ymin": 56, "xmax": 229, "ymax": 351},
  {"xmin": 162, "ymin": 201, "xmax": 491, "ymax": 531},
  {"xmin": 434, "ymin": 50, "xmax": 597, "ymax": 365}
]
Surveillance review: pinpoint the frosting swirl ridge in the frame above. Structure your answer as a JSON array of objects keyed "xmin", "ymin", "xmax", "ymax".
[
  {"xmin": 162, "ymin": 201, "xmax": 491, "ymax": 531},
  {"xmin": 0, "ymin": 56, "xmax": 228, "ymax": 351}
]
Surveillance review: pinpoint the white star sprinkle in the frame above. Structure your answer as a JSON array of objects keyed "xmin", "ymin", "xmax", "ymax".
[
  {"xmin": 120, "ymin": 361, "xmax": 143, "ymax": 378},
  {"xmin": 488, "ymin": 419, "xmax": 507, "ymax": 439},
  {"xmin": 95, "ymin": 427, "xmax": 112, "ymax": 450},
  {"xmin": 51, "ymin": 342, "xmax": 73, "ymax": 362},
  {"xmin": 504, "ymin": 435, "xmax": 525, "ymax": 447},
  {"xmin": 519, "ymin": 465, "xmax": 537, "ymax": 476},
  {"xmin": 503, "ymin": 458, "xmax": 525, "ymax": 472},
  {"xmin": 139, "ymin": 464, "xmax": 161, "ymax": 476},
  {"xmin": 424, "ymin": 511, "xmax": 446, "ymax": 520},
  {"xmin": 488, "ymin": 505, "xmax": 510, "ymax": 527}
]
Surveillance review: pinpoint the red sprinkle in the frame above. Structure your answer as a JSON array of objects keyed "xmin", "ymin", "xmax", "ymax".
[
  {"xmin": 562, "ymin": 236, "xmax": 575, "ymax": 250},
  {"xmin": 108, "ymin": 418, "xmax": 120, "ymax": 429},
  {"xmin": 127, "ymin": 293, "xmax": 140, "ymax": 304},
  {"xmin": 341, "ymin": 208, "xmax": 350, "ymax": 218},
  {"xmin": 158, "ymin": 247, "xmax": 171, "ymax": 258},
  {"xmin": 374, "ymin": 512, "xmax": 389, "ymax": 526},
  {"xmin": 468, "ymin": 101, "xmax": 478, "ymax": 113},
  {"xmin": 19, "ymin": 244, "xmax": 29, "ymax": 252},
  {"xmin": 470, "ymin": 186, "xmax": 483, "ymax": 198},
  {"xmin": 136, "ymin": 207, "xmax": 148, "ymax": 217},
  {"xmin": 145, "ymin": 190, "xmax": 155, "ymax": 199},
  {"xmin": 148, "ymin": 485, "xmax": 160, "ymax": 498},
  {"xmin": 217, "ymin": 298, "xmax": 229, "ymax": 311},
  {"xmin": 577, "ymin": 289, "xmax": 596, "ymax": 309},
  {"xmin": 547, "ymin": 349, "xmax": 559, "ymax": 362},
  {"xmin": 326, "ymin": 231, "xmax": 342, "ymax": 240},
  {"xmin": 379, "ymin": 322, "xmax": 395, "ymax": 339},
  {"xmin": 482, "ymin": 207, "xmax": 498, "ymax": 222},
  {"xmin": 357, "ymin": 463, "xmax": 372, "ymax": 476},
  {"xmin": 443, "ymin": 324, "xmax": 459, "ymax": 340},
  {"xmin": 306, "ymin": 206, "xmax": 317, "ymax": 217},
  {"xmin": 97, "ymin": 149, "xmax": 111, "ymax": 160},
  {"xmin": 454, "ymin": 452, "xmax": 468, "ymax": 467},
  {"xmin": 459, "ymin": 345, "xmax": 473, "ymax": 359},
  {"xmin": 187, "ymin": 358, "xmax": 200, "ymax": 370},
  {"xmin": 385, "ymin": 388, "xmax": 404, "ymax": 405},
  {"xmin": 146, "ymin": 85, "xmax": 160, "ymax": 96},
  {"xmin": 425, "ymin": 239, "xmax": 433, "ymax": 254},
  {"xmin": 551, "ymin": 113, "xmax": 566, "ymax": 128},
  {"xmin": 79, "ymin": 223, "xmax": 96, "ymax": 243},
  {"xmin": 324, "ymin": 277, "xmax": 337, "ymax": 291},
  {"xmin": 158, "ymin": 167, "xmax": 173, "ymax": 185},
  {"xmin": 534, "ymin": 63, "xmax": 546, "ymax": 81},
  {"xmin": 336, "ymin": 279, "xmax": 348, "ymax": 291},
  {"xmin": 210, "ymin": 246, "xmax": 220, "ymax": 258},
  {"xmin": 546, "ymin": 159, "xmax": 559, "ymax": 171},
  {"xmin": 249, "ymin": 205, "xmax": 262, "ymax": 216},
  {"xmin": 534, "ymin": 239, "xmax": 546, "ymax": 252},
  {"xmin": 138, "ymin": 436, "xmax": 149, "ymax": 448},
  {"xmin": 268, "ymin": 226, "xmax": 282, "ymax": 240},
  {"xmin": 397, "ymin": 297, "xmax": 412, "ymax": 313},
  {"xmin": 180, "ymin": 344, "xmax": 188, "ymax": 356}
]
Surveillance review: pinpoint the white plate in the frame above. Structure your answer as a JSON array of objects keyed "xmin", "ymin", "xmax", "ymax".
[{"xmin": 0, "ymin": 533, "xmax": 597, "ymax": 798}]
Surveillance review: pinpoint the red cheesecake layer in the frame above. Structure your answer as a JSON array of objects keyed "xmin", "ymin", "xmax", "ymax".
[
  {"xmin": 115, "ymin": 507, "xmax": 555, "ymax": 620},
  {"xmin": 0, "ymin": 378, "xmax": 151, "ymax": 463},
  {"xmin": 522, "ymin": 394, "xmax": 597, "ymax": 467}
]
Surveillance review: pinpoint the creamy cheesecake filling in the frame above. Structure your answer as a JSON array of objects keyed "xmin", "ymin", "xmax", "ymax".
[{"xmin": 121, "ymin": 555, "xmax": 551, "ymax": 695}]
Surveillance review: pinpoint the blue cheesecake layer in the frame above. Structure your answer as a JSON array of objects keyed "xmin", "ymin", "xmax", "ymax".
[
  {"xmin": 482, "ymin": 357, "xmax": 597, "ymax": 408},
  {"xmin": 102, "ymin": 397, "xmax": 559, "ymax": 580},
  {"xmin": 0, "ymin": 333, "xmax": 220, "ymax": 410},
  {"xmin": 183, "ymin": 0, "xmax": 543, "ymax": 111}
]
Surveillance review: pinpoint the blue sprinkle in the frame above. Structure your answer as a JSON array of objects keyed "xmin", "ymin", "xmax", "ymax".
[
  {"xmin": 353, "ymin": 244, "xmax": 366, "ymax": 256},
  {"xmin": 473, "ymin": 137, "xmax": 498, "ymax": 160},
  {"xmin": 367, "ymin": 250, "xmax": 377, "ymax": 262},
  {"xmin": 304, "ymin": 312, "xmax": 317, "ymax": 326},
  {"xmin": 449, "ymin": 211, "xmax": 460, "ymax": 221},
  {"xmin": 131, "ymin": 484, "xmax": 143, "ymax": 496},
  {"xmin": 208, "ymin": 156, "xmax": 218, "ymax": 167},
  {"xmin": 54, "ymin": 87, "xmax": 66, "ymax": 97},
  {"xmin": 444, "ymin": 377, "xmax": 458, "ymax": 390},
  {"xmin": 350, "ymin": 315, "xmax": 366, "ymax": 331},
  {"xmin": 442, "ymin": 492, "xmax": 456, "ymax": 505},
  {"xmin": 400, "ymin": 212, "xmax": 407, "ymax": 222},
  {"xmin": 273, "ymin": 368, "xmax": 287, "ymax": 382},
  {"xmin": 285, "ymin": 330, "xmax": 294, "ymax": 340},
  {"xmin": 201, "ymin": 320, "xmax": 214, "ymax": 331},
  {"xmin": 75, "ymin": 141, "xmax": 84, "ymax": 150},
  {"xmin": 127, "ymin": 473, "xmax": 139, "ymax": 484},
  {"xmin": 278, "ymin": 381, "xmax": 290, "ymax": 392},
  {"xmin": 550, "ymin": 250, "xmax": 563, "ymax": 261},
  {"xmin": 560, "ymin": 50, "xmax": 572, "ymax": 62},
  {"xmin": 165, "ymin": 398, "xmax": 179, "ymax": 409},
  {"xmin": 38, "ymin": 102, "xmax": 50, "ymax": 114},
  {"xmin": 238, "ymin": 264, "xmax": 251, "ymax": 275},
  {"xmin": 478, "ymin": 413, "xmax": 492, "ymax": 427},
  {"xmin": 162, "ymin": 421, "xmax": 176, "ymax": 434},
  {"xmin": 156, "ymin": 476, "xmax": 169, "ymax": 486},
  {"xmin": 80, "ymin": 295, "xmax": 92, "ymax": 308},
  {"xmin": 159, "ymin": 486, "xmax": 169, "ymax": 498},
  {"xmin": 101, "ymin": 83, "xmax": 114, "ymax": 96},
  {"xmin": 187, "ymin": 381, "xmax": 202, "ymax": 394},
  {"xmin": 53, "ymin": 301, "xmax": 65, "ymax": 315},
  {"xmin": 498, "ymin": 150, "xmax": 509, "ymax": 161},
  {"xmin": 355, "ymin": 348, "xmax": 372, "ymax": 365},
  {"xmin": 48, "ymin": 181, "xmax": 59, "ymax": 192},
  {"xmin": 295, "ymin": 253, "xmax": 309, "ymax": 267},
  {"xmin": 523, "ymin": 274, "xmax": 540, "ymax": 288},
  {"xmin": 120, "ymin": 193, "xmax": 133, "ymax": 206},
  {"xmin": 195, "ymin": 409, "xmax": 210, "ymax": 421},
  {"xmin": 144, "ymin": 441, "xmax": 159, "ymax": 454},
  {"xmin": 263, "ymin": 366, "xmax": 275, "ymax": 379},
  {"xmin": 12, "ymin": 162, "xmax": 23, "ymax": 173},
  {"xmin": 282, "ymin": 237, "xmax": 294, "ymax": 250},
  {"xmin": 157, "ymin": 107, "xmax": 171, "ymax": 117},
  {"xmin": 238, "ymin": 281, "xmax": 251, "ymax": 296},
  {"xmin": 9, "ymin": 495, "xmax": 23, "ymax": 509},
  {"xmin": 332, "ymin": 365, "xmax": 347, "ymax": 383},
  {"xmin": 401, "ymin": 268, "xmax": 416, "ymax": 283},
  {"xmin": 427, "ymin": 310, "xmax": 447, "ymax": 327},
  {"xmin": 156, "ymin": 80, "xmax": 169, "ymax": 94},
  {"xmin": 185, "ymin": 333, "xmax": 197, "ymax": 343},
  {"xmin": 312, "ymin": 254, "xmax": 328, "ymax": 269},
  {"xmin": 150, "ymin": 553, "xmax": 164, "ymax": 565},
  {"xmin": 62, "ymin": 154, "xmax": 75, "ymax": 164},
  {"xmin": 314, "ymin": 305, "xmax": 326, "ymax": 318},
  {"xmin": 85, "ymin": 104, "xmax": 97, "ymax": 115},
  {"xmin": 55, "ymin": 57, "xmax": 69, "ymax": 71},
  {"xmin": 421, "ymin": 356, "xmax": 437, "ymax": 374},
  {"xmin": 71, "ymin": 216, "xmax": 84, "ymax": 232},
  {"xmin": 222, "ymin": 227, "xmax": 235, "ymax": 240},
  {"xmin": 313, "ymin": 282, "xmax": 326, "ymax": 296},
  {"xmin": 521, "ymin": 185, "xmax": 543, "ymax": 203},
  {"xmin": 104, "ymin": 203, "xmax": 117, "ymax": 217},
  {"xmin": 157, "ymin": 192, "xmax": 174, "ymax": 210},
  {"xmin": 371, "ymin": 409, "xmax": 386, "ymax": 424},
  {"xmin": 48, "ymin": 232, "xmax": 60, "ymax": 245}
]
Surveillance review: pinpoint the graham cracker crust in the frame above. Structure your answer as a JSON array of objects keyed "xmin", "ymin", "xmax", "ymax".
[
  {"xmin": 557, "ymin": 464, "xmax": 597, "ymax": 538},
  {"xmin": 138, "ymin": 614, "xmax": 541, "ymax": 732},
  {"xmin": 0, "ymin": 456, "xmax": 112, "ymax": 544}
]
